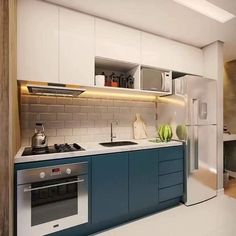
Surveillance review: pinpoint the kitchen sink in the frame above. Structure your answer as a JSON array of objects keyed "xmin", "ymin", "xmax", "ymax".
[{"xmin": 99, "ymin": 141, "xmax": 138, "ymax": 147}]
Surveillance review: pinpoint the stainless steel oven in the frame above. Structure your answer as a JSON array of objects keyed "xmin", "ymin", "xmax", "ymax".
[{"xmin": 17, "ymin": 162, "xmax": 88, "ymax": 236}]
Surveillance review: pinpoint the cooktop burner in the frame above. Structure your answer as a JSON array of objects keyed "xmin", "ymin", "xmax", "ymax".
[{"xmin": 22, "ymin": 143, "xmax": 85, "ymax": 156}]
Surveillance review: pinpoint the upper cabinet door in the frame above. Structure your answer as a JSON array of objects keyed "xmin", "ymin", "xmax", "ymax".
[
  {"xmin": 59, "ymin": 8, "xmax": 95, "ymax": 86},
  {"xmin": 95, "ymin": 19, "xmax": 141, "ymax": 63},
  {"xmin": 17, "ymin": 0, "xmax": 59, "ymax": 82},
  {"xmin": 141, "ymin": 32, "xmax": 203, "ymax": 76}
]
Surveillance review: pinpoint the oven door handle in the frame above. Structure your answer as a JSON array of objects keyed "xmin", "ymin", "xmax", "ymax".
[{"xmin": 23, "ymin": 178, "xmax": 84, "ymax": 192}]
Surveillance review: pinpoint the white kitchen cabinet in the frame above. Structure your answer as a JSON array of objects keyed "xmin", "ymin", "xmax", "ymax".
[
  {"xmin": 17, "ymin": 0, "xmax": 59, "ymax": 82},
  {"xmin": 141, "ymin": 32, "xmax": 203, "ymax": 76},
  {"xmin": 95, "ymin": 19, "xmax": 141, "ymax": 64},
  {"xmin": 202, "ymin": 42, "xmax": 223, "ymax": 80},
  {"xmin": 59, "ymin": 8, "xmax": 94, "ymax": 86}
]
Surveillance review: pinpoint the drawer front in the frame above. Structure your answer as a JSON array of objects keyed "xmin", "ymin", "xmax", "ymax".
[
  {"xmin": 159, "ymin": 159, "xmax": 183, "ymax": 175},
  {"xmin": 159, "ymin": 172, "xmax": 183, "ymax": 189},
  {"xmin": 159, "ymin": 184, "xmax": 183, "ymax": 202},
  {"xmin": 158, "ymin": 146, "xmax": 183, "ymax": 162}
]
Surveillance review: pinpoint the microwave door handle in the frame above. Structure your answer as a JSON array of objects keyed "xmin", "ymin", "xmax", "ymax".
[
  {"xmin": 161, "ymin": 73, "xmax": 166, "ymax": 91},
  {"xmin": 23, "ymin": 178, "xmax": 84, "ymax": 192}
]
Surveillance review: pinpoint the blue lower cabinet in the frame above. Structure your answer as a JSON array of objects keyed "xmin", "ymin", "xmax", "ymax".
[
  {"xmin": 91, "ymin": 153, "xmax": 129, "ymax": 224},
  {"xmin": 22, "ymin": 146, "xmax": 184, "ymax": 236},
  {"xmin": 129, "ymin": 149, "xmax": 158, "ymax": 214}
]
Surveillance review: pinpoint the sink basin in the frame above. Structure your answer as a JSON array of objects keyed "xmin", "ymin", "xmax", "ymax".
[{"xmin": 99, "ymin": 141, "xmax": 138, "ymax": 147}]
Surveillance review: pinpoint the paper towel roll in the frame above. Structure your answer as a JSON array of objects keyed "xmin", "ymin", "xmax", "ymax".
[{"xmin": 95, "ymin": 75, "xmax": 105, "ymax": 87}]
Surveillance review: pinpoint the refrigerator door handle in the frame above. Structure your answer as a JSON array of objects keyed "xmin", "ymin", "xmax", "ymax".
[
  {"xmin": 192, "ymin": 99, "xmax": 199, "ymax": 125},
  {"xmin": 193, "ymin": 126, "xmax": 199, "ymax": 170},
  {"xmin": 189, "ymin": 126, "xmax": 199, "ymax": 173}
]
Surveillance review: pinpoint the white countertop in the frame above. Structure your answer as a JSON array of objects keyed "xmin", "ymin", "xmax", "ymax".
[
  {"xmin": 223, "ymin": 133, "xmax": 236, "ymax": 142},
  {"xmin": 15, "ymin": 139, "xmax": 182, "ymax": 164}
]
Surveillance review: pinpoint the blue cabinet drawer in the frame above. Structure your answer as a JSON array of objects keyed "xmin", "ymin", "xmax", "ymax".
[
  {"xmin": 159, "ymin": 159, "xmax": 183, "ymax": 175},
  {"xmin": 158, "ymin": 146, "xmax": 183, "ymax": 162},
  {"xmin": 159, "ymin": 172, "xmax": 183, "ymax": 189},
  {"xmin": 159, "ymin": 184, "xmax": 183, "ymax": 202}
]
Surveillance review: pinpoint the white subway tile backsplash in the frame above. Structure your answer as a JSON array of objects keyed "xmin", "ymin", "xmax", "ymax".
[
  {"xmin": 46, "ymin": 121, "xmax": 64, "ymax": 129},
  {"xmin": 64, "ymin": 121, "xmax": 80, "ymax": 128},
  {"xmin": 22, "ymin": 95, "xmax": 39, "ymax": 104},
  {"xmin": 21, "ymin": 112, "xmax": 39, "ymax": 121},
  {"xmin": 80, "ymin": 106, "xmax": 94, "ymax": 113},
  {"xmin": 57, "ymin": 128, "xmax": 73, "ymax": 136},
  {"xmin": 48, "ymin": 136, "xmax": 65, "ymax": 145},
  {"xmin": 73, "ymin": 98, "xmax": 88, "ymax": 106},
  {"xmin": 107, "ymin": 107, "xmax": 118, "ymax": 113},
  {"xmin": 101, "ymin": 113, "xmax": 113, "ymax": 120},
  {"xmin": 100, "ymin": 99, "xmax": 113, "ymax": 106},
  {"xmin": 73, "ymin": 128, "xmax": 88, "ymax": 136},
  {"xmin": 87, "ymin": 127, "xmax": 110, "ymax": 135},
  {"xmin": 39, "ymin": 96, "xmax": 57, "ymax": 105},
  {"xmin": 30, "ymin": 104, "xmax": 48, "ymax": 112},
  {"xmin": 21, "ymin": 95, "xmax": 157, "ymax": 146},
  {"xmin": 21, "ymin": 137, "xmax": 30, "ymax": 146},
  {"xmin": 64, "ymin": 136, "xmax": 82, "ymax": 144},
  {"xmin": 57, "ymin": 97, "xmax": 73, "ymax": 105},
  {"xmin": 45, "ymin": 129, "xmax": 57, "ymax": 136},
  {"xmin": 94, "ymin": 106, "xmax": 107, "ymax": 113},
  {"xmin": 21, "ymin": 104, "xmax": 29, "ymax": 112},
  {"xmin": 119, "ymin": 107, "xmax": 130, "ymax": 113},
  {"xmin": 87, "ymin": 113, "xmax": 101, "ymax": 120},
  {"xmin": 57, "ymin": 113, "xmax": 73, "ymax": 121},
  {"xmin": 48, "ymin": 105, "xmax": 64, "ymax": 113},
  {"xmin": 114, "ymin": 113, "xmax": 133, "ymax": 121},
  {"xmin": 73, "ymin": 113, "xmax": 87, "ymax": 121},
  {"xmin": 113, "ymin": 100, "xmax": 127, "ymax": 107},
  {"xmin": 94, "ymin": 120, "xmax": 107, "ymax": 127},
  {"xmin": 65, "ymin": 105, "xmax": 80, "ymax": 113},
  {"xmin": 80, "ymin": 120, "xmax": 94, "ymax": 128},
  {"xmin": 40, "ymin": 113, "xmax": 57, "ymax": 121},
  {"xmin": 87, "ymin": 98, "xmax": 101, "ymax": 106}
]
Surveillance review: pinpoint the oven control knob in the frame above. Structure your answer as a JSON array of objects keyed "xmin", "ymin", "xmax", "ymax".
[
  {"xmin": 66, "ymin": 168, "xmax": 72, "ymax": 175},
  {"xmin": 39, "ymin": 172, "xmax": 45, "ymax": 179}
]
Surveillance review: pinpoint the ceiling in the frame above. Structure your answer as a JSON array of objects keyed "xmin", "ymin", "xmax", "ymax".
[{"xmin": 46, "ymin": 0, "xmax": 236, "ymax": 62}]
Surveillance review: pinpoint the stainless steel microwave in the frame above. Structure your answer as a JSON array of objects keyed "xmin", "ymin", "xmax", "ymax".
[{"xmin": 141, "ymin": 67, "xmax": 172, "ymax": 93}]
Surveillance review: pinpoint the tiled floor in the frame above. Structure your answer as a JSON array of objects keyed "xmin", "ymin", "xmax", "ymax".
[{"xmin": 95, "ymin": 195, "xmax": 236, "ymax": 236}]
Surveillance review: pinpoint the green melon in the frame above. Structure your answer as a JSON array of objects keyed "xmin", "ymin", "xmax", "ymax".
[
  {"xmin": 176, "ymin": 124, "xmax": 187, "ymax": 140},
  {"xmin": 157, "ymin": 124, "xmax": 173, "ymax": 142}
]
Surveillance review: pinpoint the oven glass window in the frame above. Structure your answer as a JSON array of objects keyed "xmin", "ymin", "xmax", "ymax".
[{"xmin": 31, "ymin": 177, "xmax": 78, "ymax": 226}]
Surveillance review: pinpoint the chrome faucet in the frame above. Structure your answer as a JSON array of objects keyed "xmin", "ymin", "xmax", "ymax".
[{"xmin": 110, "ymin": 120, "xmax": 118, "ymax": 142}]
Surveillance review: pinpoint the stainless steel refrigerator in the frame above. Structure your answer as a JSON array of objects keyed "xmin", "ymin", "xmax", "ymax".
[{"xmin": 158, "ymin": 75, "xmax": 217, "ymax": 206}]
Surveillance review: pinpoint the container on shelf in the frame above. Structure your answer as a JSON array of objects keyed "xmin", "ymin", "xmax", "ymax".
[{"xmin": 95, "ymin": 75, "xmax": 105, "ymax": 87}]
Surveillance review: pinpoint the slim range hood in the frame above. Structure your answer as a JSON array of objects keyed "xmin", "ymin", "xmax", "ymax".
[{"xmin": 27, "ymin": 83, "xmax": 86, "ymax": 97}]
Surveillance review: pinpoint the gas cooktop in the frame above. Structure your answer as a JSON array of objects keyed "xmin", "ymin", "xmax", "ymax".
[{"xmin": 22, "ymin": 143, "xmax": 85, "ymax": 156}]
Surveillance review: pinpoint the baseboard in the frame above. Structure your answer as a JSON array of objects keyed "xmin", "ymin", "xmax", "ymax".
[{"xmin": 217, "ymin": 188, "xmax": 225, "ymax": 196}]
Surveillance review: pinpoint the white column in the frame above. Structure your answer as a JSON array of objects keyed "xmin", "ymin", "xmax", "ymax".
[{"xmin": 203, "ymin": 41, "xmax": 224, "ymax": 192}]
